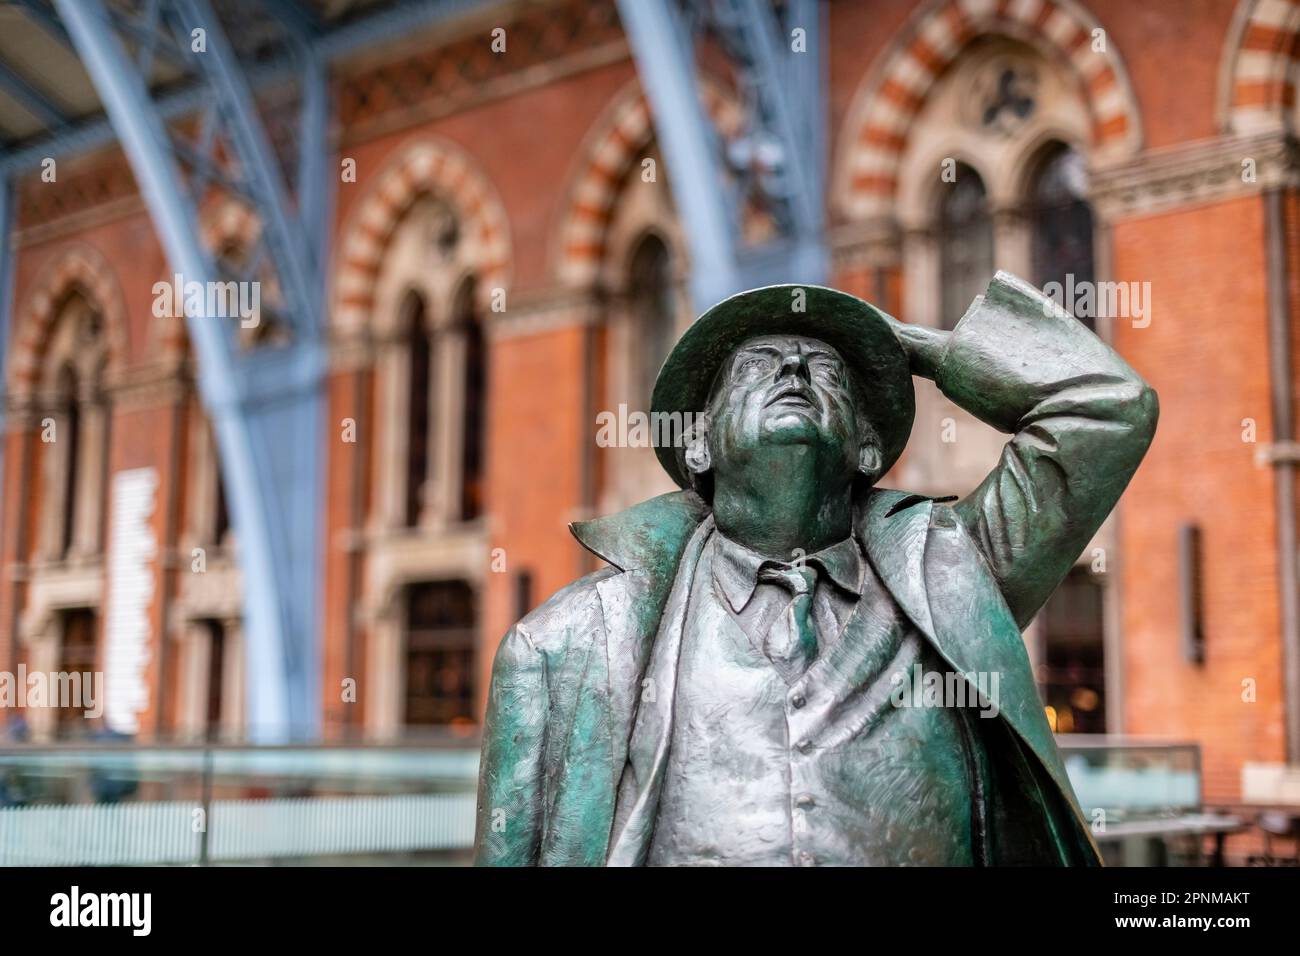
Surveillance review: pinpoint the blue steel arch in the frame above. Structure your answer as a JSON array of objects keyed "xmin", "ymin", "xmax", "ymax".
[{"xmin": 13, "ymin": 0, "xmax": 830, "ymax": 741}]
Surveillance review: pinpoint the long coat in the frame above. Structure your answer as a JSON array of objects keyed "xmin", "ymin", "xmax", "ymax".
[{"xmin": 474, "ymin": 274, "xmax": 1159, "ymax": 865}]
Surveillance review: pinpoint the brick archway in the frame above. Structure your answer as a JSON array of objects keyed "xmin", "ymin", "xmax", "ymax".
[
  {"xmin": 7, "ymin": 243, "xmax": 129, "ymax": 399},
  {"xmin": 833, "ymin": 0, "xmax": 1142, "ymax": 220},
  {"xmin": 332, "ymin": 136, "xmax": 511, "ymax": 334},
  {"xmin": 1222, "ymin": 0, "xmax": 1300, "ymax": 133},
  {"xmin": 552, "ymin": 79, "xmax": 745, "ymax": 288}
]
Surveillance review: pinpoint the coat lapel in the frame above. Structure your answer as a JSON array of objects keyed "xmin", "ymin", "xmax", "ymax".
[
  {"xmin": 594, "ymin": 572, "xmax": 649, "ymax": 788},
  {"xmin": 605, "ymin": 516, "xmax": 714, "ymax": 865},
  {"xmin": 571, "ymin": 490, "xmax": 711, "ymax": 773},
  {"xmin": 857, "ymin": 489, "xmax": 935, "ymax": 637},
  {"xmin": 569, "ymin": 490, "xmax": 709, "ymax": 860},
  {"xmin": 920, "ymin": 509, "xmax": 1093, "ymax": 847},
  {"xmin": 859, "ymin": 489, "xmax": 1095, "ymax": 856}
]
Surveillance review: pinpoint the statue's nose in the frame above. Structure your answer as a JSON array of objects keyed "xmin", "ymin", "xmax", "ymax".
[{"xmin": 777, "ymin": 351, "xmax": 811, "ymax": 383}]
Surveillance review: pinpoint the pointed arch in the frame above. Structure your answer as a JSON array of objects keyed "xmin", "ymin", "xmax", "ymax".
[
  {"xmin": 331, "ymin": 135, "xmax": 511, "ymax": 336},
  {"xmin": 7, "ymin": 242, "xmax": 129, "ymax": 400},
  {"xmin": 1221, "ymin": 0, "xmax": 1300, "ymax": 134},
  {"xmin": 551, "ymin": 78, "xmax": 745, "ymax": 288},
  {"xmin": 833, "ymin": 0, "xmax": 1142, "ymax": 220}
]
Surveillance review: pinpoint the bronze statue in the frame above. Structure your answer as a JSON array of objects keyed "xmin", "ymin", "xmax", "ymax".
[{"xmin": 474, "ymin": 272, "xmax": 1158, "ymax": 866}]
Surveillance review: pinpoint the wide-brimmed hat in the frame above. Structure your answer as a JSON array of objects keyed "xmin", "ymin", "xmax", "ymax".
[{"xmin": 650, "ymin": 284, "xmax": 915, "ymax": 489}]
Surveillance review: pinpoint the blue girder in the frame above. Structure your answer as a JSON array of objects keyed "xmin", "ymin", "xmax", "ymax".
[
  {"xmin": 615, "ymin": 0, "xmax": 829, "ymax": 311},
  {"xmin": 53, "ymin": 0, "xmax": 325, "ymax": 741}
]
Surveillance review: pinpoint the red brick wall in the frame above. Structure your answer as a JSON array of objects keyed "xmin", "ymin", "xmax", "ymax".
[
  {"xmin": 321, "ymin": 365, "xmax": 369, "ymax": 739},
  {"xmin": 1087, "ymin": 0, "xmax": 1236, "ymax": 150},
  {"xmin": 480, "ymin": 322, "xmax": 592, "ymax": 710},
  {"xmin": 1113, "ymin": 194, "xmax": 1287, "ymax": 803}
]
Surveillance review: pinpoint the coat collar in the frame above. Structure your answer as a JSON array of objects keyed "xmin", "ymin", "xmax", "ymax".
[
  {"xmin": 711, "ymin": 531, "xmax": 864, "ymax": 613},
  {"xmin": 570, "ymin": 490, "xmax": 711, "ymax": 575},
  {"xmin": 570, "ymin": 487, "xmax": 927, "ymax": 574}
]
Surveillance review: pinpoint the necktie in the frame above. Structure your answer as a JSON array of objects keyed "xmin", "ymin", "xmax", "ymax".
[{"xmin": 758, "ymin": 564, "xmax": 819, "ymax": 680}]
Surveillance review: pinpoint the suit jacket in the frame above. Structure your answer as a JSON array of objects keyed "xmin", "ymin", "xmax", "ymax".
[{"xmin": 473, "ymin": 274, "xmax": 1159, "ymax": 866}]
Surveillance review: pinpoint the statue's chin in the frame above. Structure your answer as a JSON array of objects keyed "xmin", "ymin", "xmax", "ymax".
[{"xmin": 758, "ymin": 411, "xmax": 827, "ymax": 445}]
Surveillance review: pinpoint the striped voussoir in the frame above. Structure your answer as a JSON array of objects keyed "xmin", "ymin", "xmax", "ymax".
[
  {"xmin": 8, "ymin": 243, "xmax": 128, "ymax": 399},
  {"xmin": 835, "ymin": 0, "xmax": 1141, "ymax": 221},
  {"xmin": 1227, "ymin": 0, "xmax": 1300, "ymax": 133},
  {"xmin": 332, "ymin": 136, "xmax": 512, "ymax": 334},
  {"xmin": 554, "ymin": 79, "xmax": 745, "ymax": 288}
]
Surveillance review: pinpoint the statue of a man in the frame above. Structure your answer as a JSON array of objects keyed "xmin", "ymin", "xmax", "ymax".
[{"xmin": 474, "ymin": 272, "xmax": 1157, "ymax": 866}]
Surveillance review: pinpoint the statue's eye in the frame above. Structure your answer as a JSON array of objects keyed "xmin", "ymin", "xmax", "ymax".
[
  {"xmin": 813, "ymin": 361, "xmax": 843, "ymax": 383},
  {"xmin": 738, "ymin": 356, "xmax": 771, "ymax": 374}
]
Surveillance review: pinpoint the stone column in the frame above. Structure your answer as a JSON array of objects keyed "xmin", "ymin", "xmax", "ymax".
[
  {"xmin": 36, "ymin": 408, "xmax": 71, "ymax": 562},
  {"xmin": 175, "ymin": 620, "xmax": 210, "ymax": 742},
  {"xmin": 18, "ymin": 608, "xmax": 60, "ymax": 741},
  {"xmin": 992, "ymin": 203, "xmax": 1032, "ymax": 278},
  {"xmin": 221, "ymin": 617, "xmax": 245, "ymax": 742},
  {"xmin": 363, "ymin": 598, "xmax": 403, "ymax": 741},
  {"xmin": 372, "ymin": 336, "xmax": 411, "ymax": 534},
  {"xmin": 431, "ymin": 326, "xmax": 465, "ymax": 529}
]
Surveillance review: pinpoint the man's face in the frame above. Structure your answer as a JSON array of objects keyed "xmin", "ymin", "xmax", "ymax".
[{"xmin": 704, "ymin": 334, "xmax": 864, "ymax": 477}]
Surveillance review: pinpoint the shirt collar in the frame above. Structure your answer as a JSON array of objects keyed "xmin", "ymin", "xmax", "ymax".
[{"xmin": 712, "ymin": 531, "xmax": 864, "ymax": 613}]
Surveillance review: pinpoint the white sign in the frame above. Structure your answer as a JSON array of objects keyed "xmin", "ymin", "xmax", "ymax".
[{"xmin": 103, "ymin": 467, "xmax": 158, "ymax": 734}]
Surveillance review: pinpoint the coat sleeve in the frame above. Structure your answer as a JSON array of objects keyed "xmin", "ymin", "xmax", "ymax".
[
  {"xmin": 473, "ymin": 624, "xmax": 548, "ymax": 865},
  {"xmin": 936, "ymin": 271, "xmax": 1159, "ymax": 627}
]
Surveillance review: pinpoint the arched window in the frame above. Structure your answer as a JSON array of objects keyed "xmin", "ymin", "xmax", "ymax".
[
  {"xmin": 627, "ymin": 234, "xmax": 675, "ymax": 402},
  {"xmin": 456, "ymin": 279, "xmax": 487, "ymax": 522},
  {"xmin": 39, "ymin": 291, "xmax": 109, "ymax": 562},
  {"xmin": 402, "ymin": 290, "xmax": 432, "ymax": 529},
  {"xmin": 937, "ymin": 165, "xmax": 994, "ymax": 331},
  {"xmin": 1029, "ymin": 143, "xmax": 1095, "ymax": 329}
]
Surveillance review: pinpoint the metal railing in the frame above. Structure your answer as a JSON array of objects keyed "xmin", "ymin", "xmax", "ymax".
[
  {"xmin": 0, "ymin": 742, "xmax": 480, "ymax": 866},
  {"xmin": 2, "ymin": 737, "xmax": 1233, "ymax": 866}
]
